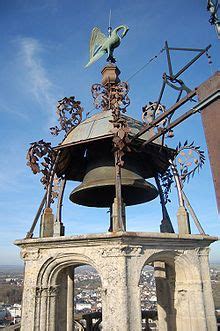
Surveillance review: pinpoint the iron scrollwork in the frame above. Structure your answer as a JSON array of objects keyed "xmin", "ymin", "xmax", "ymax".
[
  {"xmin": 50, "ymin": 96, "xmax": 83, "ymax": 136},
  {"xmin": 175, "ymin": 141, "xmax": 205, "ymax": 183},
  {"xmin": 158, "ymin": 141, "xmax": 205, "ymax": 205},
  {"xmin": 91, "ymin": 81, "xmax": 130, "ymax": 113},
  {"xmin": 26, "ymin": 140, "xmax": 56, "ymax": 188},
  {"xmin": 142, "ymin": 102, "xmax": 174, "ymax": 138},
  {"xmin": 158, "ymin": 169, "xmax": 174, "ymax": 205},
  {"xmin": 111, "ymin": 116, "xmax": 131, "ymax": 167}
]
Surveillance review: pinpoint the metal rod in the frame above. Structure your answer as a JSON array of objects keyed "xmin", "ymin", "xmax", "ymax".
[
  {"xmin": 154, "ymin": 79, "xmax": 166, "ymax": 113},
  {"xmin": 55, "ymin": 178, "xmax": 66, "ymax": 223},
  {"xmin": 133, "ymin": 89, "xmax": 197, "ymax": 141},
  {"xmin": 114, "ymin": 151, "xmax": 124, "ymax": 231},
  {"xmin": 165, "ymin": 41, "xmax": 173, "ymax": 77},
  {"xmin": 141, "ymin": 106, "xmax": 198, "ymax": 147},
  {"xmin": 154, "ymin": 174, "xmax": 174, "ymax": 233},
  {"xmin": 182, "ymin": 190, "xmax": 206, "ymax": 234},
  {"xmin": 25, "ymin": 192, "xmax": 47, "ymax": 238},
  {"xmin": 168, "ymin": 47, "xmax": 206, "ymax": 52},
  {"xmin": 141, "ymin": 89, "xmax": 220, "ymax": 147},
  {"xmin": 173, "ymin": 45, "xmax": 211, "ymax": 80},
  {"xmin": 169, "ymin": 160, "xmax": 184, "ymax": 207}
]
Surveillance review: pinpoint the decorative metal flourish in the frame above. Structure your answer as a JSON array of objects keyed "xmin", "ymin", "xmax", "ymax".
[
  {"xmin": 142, "ymin": 102, "xmax": 174, "ymax": 138},
  {"xmin": 207, "ymin": 0, "xmax": 220, "ymax": 38},
  {"xmin": 163, "ymin": 73, "xmax": 191, "ymax": 95},
  {"xmin": 50, "ymin": 96, "xmax": 83, "ymax": 136},
  {"xmin": 91, "ymin": 82, "xmax": 130, "ymax": 113},
  {"xmin": 158, "ymin": 169, "xmax": 174, "ymax": 204},
  {"xmin": 111, "ymin": 116, "xmax": 131, "ymax": 166},
  {"xmin": 26, "ymin": 140, "xmax": 56, "ymax": 188},
  {"xmin": 175, "ymin": 141, "xmax": 205, "ymax": 183},
  {"xmin": 51, "ymin": 175, "xmax": 61, "ymax": 203}
]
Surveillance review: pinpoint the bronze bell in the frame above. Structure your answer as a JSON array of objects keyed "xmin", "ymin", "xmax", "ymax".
[{"xmin": 69, "ymin": 141, "xmax": 158, "ymax": 207}]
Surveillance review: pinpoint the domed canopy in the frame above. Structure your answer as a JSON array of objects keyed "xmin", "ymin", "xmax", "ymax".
[{"xmin": 55, "ymin": 110, "xmax": 175, "ymax": 182}]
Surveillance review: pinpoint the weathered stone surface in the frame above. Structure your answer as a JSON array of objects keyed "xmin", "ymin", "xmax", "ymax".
[{"xmin": 15, "ymin": 232, "xmax": 217, "ymax": 331}]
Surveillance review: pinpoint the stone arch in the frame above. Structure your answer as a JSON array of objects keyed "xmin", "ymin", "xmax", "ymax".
[
  {"xmin": 34, "ymin": 253, "xmax": 103, "ymax": 331},
  {"xmin": 138, "ymin": 249, "xmax": 206, "ymax": 331},
  {"xmin": 37, "ymin": 253, "xmax": 103, "ymax": 289}
]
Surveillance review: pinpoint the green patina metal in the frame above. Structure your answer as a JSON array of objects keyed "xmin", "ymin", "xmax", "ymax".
[{"xmin": 85, "ymin": 25, "xmax": 129, "ymax": 68}]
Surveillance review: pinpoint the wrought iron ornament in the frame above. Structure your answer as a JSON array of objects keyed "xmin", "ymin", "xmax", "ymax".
[
  {"xmin": 50, "ymin": 96, "xmax": 83, "ymax": 136},
  {"xmin": 111, "ymin": 117, "xmax": 131, "ymax": 167},
  {"xmin": 91, "ymin": 81, "xmax": 130, "ymax": 112},
  {"xmin": 142, "ymin": 102, "xmax": 174, "ymax": 138},
  {"xmin": 158, "ymin": 141, "xmax": 205, "ymax": 204},
  {"xmin": 26, "ymin": 140, "xmax": 56, "ymax": 188},
  {"xmin": 175, "ymin": 141, "xmax": 205, "ymax": 183},
  {"xmin": 158, "ymin": 170, "xmax": 174, "ymax": 205},
  {"xmin": 207, "ymin": 0, "xmax": 220, "ymax": 38}
]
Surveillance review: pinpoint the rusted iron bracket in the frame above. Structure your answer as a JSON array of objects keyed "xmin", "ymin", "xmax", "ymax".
[
  {"xmin": 144, "ymin": 42, "xmax": 211, "ymax": 128},
  {"xmin": 136, "ymin": 89, "xmax": 219, "ymax": 148},
  {"xmin": 25, "ymin": 192, "xmax": 47, "ymax": 239}
]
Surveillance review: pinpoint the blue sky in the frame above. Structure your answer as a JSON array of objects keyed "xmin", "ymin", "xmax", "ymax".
[{"xmin": 0, "ymin": 0, "xmax": 219, "ymax": 265}]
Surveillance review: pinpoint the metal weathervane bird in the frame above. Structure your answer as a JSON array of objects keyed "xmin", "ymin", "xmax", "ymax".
[{"xmin": 85, "ymin": 25, "xmax": 129, "ymax": 68}]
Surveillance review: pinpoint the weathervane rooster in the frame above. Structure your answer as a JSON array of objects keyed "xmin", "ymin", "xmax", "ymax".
[{"xmin": 85, "ymin": 25, "xmax": 129, "ymax": 67}]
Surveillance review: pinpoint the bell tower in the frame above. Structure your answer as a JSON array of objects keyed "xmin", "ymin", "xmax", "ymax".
[{"xmin": 15, "ymin": 29, "xmax": 219, "ymax": 331}]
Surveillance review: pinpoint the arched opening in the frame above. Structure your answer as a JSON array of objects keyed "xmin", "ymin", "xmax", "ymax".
[
  {"xmin": 139, "ymin": 264, "xmax": 158, "ymax": 330},
  {"xmin": 74, "ymin": 265, "xmax": 102, "ymax": 330},
  {"xmin": 139, "ymin": 253, "xmax": 177, "ymax": 331},
  {"xmin": 34, "ymin": 254, "xmax": 103, "ymax": 331},
  {"xmin": 139, "ymin": 250, "xmax": 204, "ymax": 331},
  {"xmin": 55, "ymin": 263, "xmax": 102, "ymax": 331}
]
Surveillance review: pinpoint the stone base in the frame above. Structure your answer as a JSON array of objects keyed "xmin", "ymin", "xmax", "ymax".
[{"xmin": 15, "ymin": 232, "xmax": 218, "ymax": 331}]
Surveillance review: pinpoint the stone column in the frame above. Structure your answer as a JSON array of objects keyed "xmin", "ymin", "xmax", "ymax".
[
  {"xmin": 20, "ymin": 251, "xmax": 41, "ymax": 331},
  {"xmin": 174, "ymin": 251, "xmax": 209, "ymax": 331},
  {"xmin": 39, "ymin": 287, "xmax": 49, "ymax": 331},
  {"xmin": 40, "ymin": 208, "xmax": 54, "ymax": 237},
  {"xmin": 101, "ymin": 249, "xmax": 142, "ymax": 331},
  {"xmin": 47, "ymin": 286, "xmax": 59, "ymax": 331},
  {"xmin": 67, "ymin": 267, "xmax": 74, "ymax": 331},
  {"xmin": 56, "ymin": 269, "xmax": 68, "ymax": 331},
  {"xmin": 154, "ymin": 261, "xmax": 176, "ymax": 331},
  {"xmin": 198, "ymin": 247, "xmax": 217, "ymax": 331}
]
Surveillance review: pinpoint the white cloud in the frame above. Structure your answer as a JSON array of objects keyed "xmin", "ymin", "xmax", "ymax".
[{"xmin": 18, "ymin": 37, "xmax": 56, "ymax": 112}]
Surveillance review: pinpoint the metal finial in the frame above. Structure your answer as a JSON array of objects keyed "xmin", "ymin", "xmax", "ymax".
[{"xmin": 108, "ymin": 9, "xmax": 112, "ymax": 36}]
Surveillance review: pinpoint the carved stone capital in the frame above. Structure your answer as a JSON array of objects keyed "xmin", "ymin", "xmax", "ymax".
[
  {"xmin": 35, "ymin": 285, "xmax": 59, "ymax": 297},
  {"xmin": 21, "ymin": 248, "xmax": 40, "ymax": 261},
  {"xmin": 195, "ymin": 247, "xmax": 210, "ymax": 257}
]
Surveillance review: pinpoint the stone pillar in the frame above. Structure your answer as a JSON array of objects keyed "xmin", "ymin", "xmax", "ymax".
[
  {"xmin": 47, "ymin": 286, "xmax": 59, "ymax": 331},
  {"xmin": 39, "ymin": 287, "xmax": 48, "ymax": 331},
  {"xmin": 56, "ymin": 269, "xmax": 68, "ymax": 331},
  {"xmin": 19, "ymin": 250, "xmax": 41, "ymax": 331},
  {"xmin": 177, "ymin": 206, "xmax": 191, "ymax": 234},
  {"xmin": 67, "ymin": 267, "xmax": 74, "ymax": 331},
  {"xmin": 20, "ymin": 263, "xmax": 37, "ymax": 331},
  {"xmin": 154, "ymin": 261, "xmax": 176, "ymax": 331},
  {"xmin": 101, "ymin": 250, "xmax": 142, "ymax": 331},
  {"xmin": 198, "ymin": 248, "xmax": 217, "ymax": 331},
  {"xmin": 40, "ymin": 208, "xmax": 54, "ymax": 237}
]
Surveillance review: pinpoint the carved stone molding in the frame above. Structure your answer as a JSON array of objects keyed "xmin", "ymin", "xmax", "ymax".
[
  {"xmin": 195, "ymin": 247, "xmax": 210, "ymax": 257},
  {"xmin": 35, "ymin": 285, "xmax": 59, "ymax": 297},
  {"xmin": 99, "ymin": 245, "xmax": 143, "ymax": 257},
  {"xmin": 21, "ymin": 248, "xmax": 41, "ymax": 261}
]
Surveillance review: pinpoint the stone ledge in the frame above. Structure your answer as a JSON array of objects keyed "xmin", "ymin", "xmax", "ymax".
[{"xmin": 14, "ymin": 231, "xmax": 218, "ymax": 249}]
